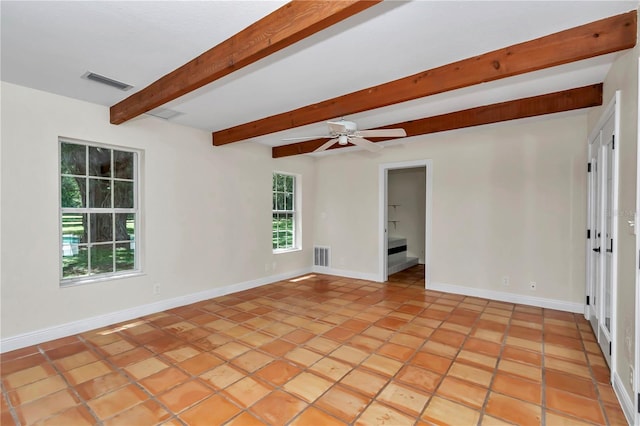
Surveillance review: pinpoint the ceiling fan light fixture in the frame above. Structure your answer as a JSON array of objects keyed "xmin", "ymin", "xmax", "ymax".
[{"xmin": 338, "ymin": 134, "xmax": 348, "ymax": 145}]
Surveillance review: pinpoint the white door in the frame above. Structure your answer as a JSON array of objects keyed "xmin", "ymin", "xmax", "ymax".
[{"xmin": 586, "ymin": 104, "xmax": 617, "ymax": 369}]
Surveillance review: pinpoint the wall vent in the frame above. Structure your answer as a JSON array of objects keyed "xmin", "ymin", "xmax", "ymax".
[
  {"xmin": 82, "ymin": 71, "xmax": 133, "ymax": 91},
  {"xmin": 314, "ymin": 246, "xmax": 330, "ymax": 267}
]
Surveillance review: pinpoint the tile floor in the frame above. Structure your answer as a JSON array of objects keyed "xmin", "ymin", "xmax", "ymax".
[{"xmin": 0, "ymin": 265, "xmax": 628, "ymax": 425}]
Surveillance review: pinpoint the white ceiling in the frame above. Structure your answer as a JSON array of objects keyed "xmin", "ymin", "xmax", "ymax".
[{"xmin": 2, "ymin": 1, "xmax": 638, "ymax": 150}]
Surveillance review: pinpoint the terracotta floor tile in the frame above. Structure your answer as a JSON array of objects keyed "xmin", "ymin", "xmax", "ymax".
[
  {"xmin": 449, "ymin": 362, "xmax": 493, "ymax": 387},
  {"xmin": 356, "ymin": 401, "xmax": 415, "ymax": 426},
  {"xmin": 291, "ymin": 406, "xmax": 347, "ymax": 426},
  {"xmin": 362, "ymin": 325, "xmax": 395, "ymax": 341},
  {"xmin": 109, "ymin": 347, "xmax": 154, "ymax": 368},
  {"xmin": 603, "ymin": 402, "xmax": 628, "ymax": 425},
  {"xmin": 285, "ymin": 347, "xmax": 324, "ymax": 368},
  {"xmin": 283, "ymin": 328, "xmax": 315, "ymax": 344},
  {"xmin": 54, "ymin": 351, "xmax": 100, "ymax": 372},
  {"xmin": 310, "ymin": 357, "xmax": 352, "ymax": 381},
  {"xmin": 253, "ymin": 360, "xmax": 300, "ymax": 386},
  {"xmin": 395, "ymin": 365, "xmax": 442, "ymax": 392},
  {"xmin": 32, "ymin": 405, "xmax": 95, "ymax": 426},
  {"xmin": 412, "ymin": 351, "xmax": 452, "ymax": 374},
  {"xmin": 200, "ymin": 364, "xmax": 246, "ymax": 390},
  {"xmin": 212, "ymin": 341, "xmax": 252, "ymax": 360},
  {"xmin": 376, "ymin": 342, "xmax": 414, "ymax": 362},
  {"xmin": 65, "ymin": 360, "xmax": 113, "ymax": 386},
  {"xmin": 98, "ymin": 339, "xmax": 135, "ymax": 357},
  {"xmin": 140, "ymin": 367, "xmax": 190, "ymax": 395},
  {"xmin": 361, "ymin": 354, "xmax": 403, "ymax": 377},
  {"xmin": 44, "ymin": 341, "xmax": 87, "ymax": 360},
  {"xmin": 545, "ymin": 387, "xmax": 605, "ymax": 424},
  {"xmin": 497, "ymin": 359, "xmax": 541, "ymax": 382},
  {"xmin": 224, "ymin": 376, "xmax": 272, "ymax": 407},
  {"xmin": 16, "ymin": 390, "xmax": 79, "ymax": 425},
  {"xmin": 224, "ymin": 411, "xmax": 268, "ymax": 426},
  {"xmin": 485, "ymin": 392, "xmax": 541, "ymax": 425},
  {"xmin": 88, "ymin": 384, "xmax": 148, "ymax": 420},
  {"xmin": 238, "ymin": 331, "xmax": 274, "ymax": 347},
  {"xmin": 545, "ymin": 357, "xmax": 591, "ymax": 379},
  {"xmin": 463, "ymin": 337, "xmax": 501, "ymax": 357},
  {"xmin": 316, "ymin": 384, "xmax": 369, "ymax": 423},
  {"xmin": 124, "ymin": 357, "xmax": 169, "ymax": 380},
  {"xmin": 259, "ymin": 338, "xmax": 296, "ymax": 357},
  {"xmin": 544, "ymin": 410, "xmax": 595, "ymax": 426},
  {"xmin": 378, "ymin": 381, "xmax": 430, "ymax": 416},
  {"xmin": 284, "ymin": 371, "xmax": 333, "ymax": 403},
  {"xmin": 545, "ymin": 370, "xmax": 597, "ymax": 399},
  {"xmin": 103, "ymin": 399, "xmax": 170, "ymax": 426},
  {"xmin": 157, "ymin": 380, "xmax": 212, "ymax": 413},
  {"xmin": 231, "ymin": 350, "xmax": 274, "ymax": 373},
  {"xmin": 505, "ymin": 336, "xmax": 542, "ymax": 352},
  {"xmin": 179, "ymin": 394, "xmax": 241, "ymax": 425},
  {"xmin": 9, "ymin": 375, "xmax": 67, "ymax": 406},
  {"xmin": 341, "ymin": 368, "xmax": 389, "ymax": 397},
  {"xmin": 491, "ymin": 372, "xmax": 541, "ymax": 404},
  {"xmin": 422, "ymin": 396, "xmax": 481, "ymax": 425},
  {"xmin": 250, "ymin": 390, "xmax": 307, "ymax": 425},
  {"xmin": 501, "ymin": 345, "xmax": 542, "ymax": 366},
  {"xmin": 75, "ymin": 372, "xmax": 130, "ymax": 401},
  {"xmin": 436, "ymin": 376, "xmax": 488, "ymax": 409},
  {"xmin": 330, "ymin": 345, "xmax": 376, "ymax": 366},
  {"xmin": 162, "ymin": 345, "xmax": 201, "ymax": 363},
  {"xmin": 179, "ymin": 352, "xmax": 224, "ymax": 375},
  {"xmin": 4, "ymin": 365, "xmax": 56, "ymax": 390},
  {"xmin": 456, "ymin": 349, "xmax": 497, "ymax": 371}
]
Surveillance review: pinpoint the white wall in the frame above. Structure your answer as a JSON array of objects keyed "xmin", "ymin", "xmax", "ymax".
[
  {"xmin": 587, "ymin": 16, "xmax": 639, "ymax": 406},
  {"xmin": 0, "ymin": 82, "xmax": 316, "ymax": 340},
  {"xmin": 315, "ymin": 113, "xmax": 588, "ymax": 304},
  {"xmin": 388, "ymin": 167, "xmax": 426, "ymax": 263}
]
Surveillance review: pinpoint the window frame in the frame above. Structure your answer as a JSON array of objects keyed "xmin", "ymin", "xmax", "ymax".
[
  {"xmin": 59, "ymin": 137, "xmax": 142, "ymax": 286},
  {"xmin": 272, "ymin": 171, "xmax": 301, "ymax": 253}
]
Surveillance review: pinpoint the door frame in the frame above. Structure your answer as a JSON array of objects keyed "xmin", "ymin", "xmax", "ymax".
[
  {"xmin": 378, "ymin": 159, "xmax": 432, "ymax": 285},
  {"xmin": 586, "ymin": 91, "xmax": 620, "ymax": 374},
  {"xmin": 635, "ymin": 57, "xmax": 640, "ymax": 426}
]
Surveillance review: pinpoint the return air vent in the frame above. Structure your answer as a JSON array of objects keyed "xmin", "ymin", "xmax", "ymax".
[
  {"xmin": 314, "ymin": 246, "xmax": 330, "ymax": 267},
  {"xmin": 147, "ymin": 108, "xmax": 183, "ymax": 120},
  {"xmin": 82, "ymin": 72, "xmax": 133, "ymax": 91}
]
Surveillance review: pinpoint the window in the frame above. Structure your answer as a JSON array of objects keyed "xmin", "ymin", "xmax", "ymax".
[
  {"xmin": 60, "ymin": 139, "xmax": 139, "ymax": 283},
  {"xmin": 272, "ymin": 172, "xmax": 298, "ymax": 251}
]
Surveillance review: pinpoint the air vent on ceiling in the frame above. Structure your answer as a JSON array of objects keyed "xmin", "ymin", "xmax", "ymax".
[
  {"xmin": 82, "ymin": 72, "xmax": 133, "ymax": 91},
  {"xmin": 313, "ymin": 246, "xmax": 330, "ymax": 267},
  {"xmin": 147, "ymin": 108, "xmax": 183, "ymax": 120}
]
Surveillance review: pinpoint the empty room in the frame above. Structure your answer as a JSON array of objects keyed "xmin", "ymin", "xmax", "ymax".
[{"xmin": 1, "ymin": 1, "xmax": 640, "ymax": 425}]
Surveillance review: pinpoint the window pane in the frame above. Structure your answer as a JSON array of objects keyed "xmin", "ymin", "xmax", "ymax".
[
  {"xmin": 285, "ymin": 193, "xmax": 293, "ymax": 211},
  {"xmin": 89, "ymin": 146, "xmax": 111, "ymax": 177},
  {"xmin": 115, "ymin": 242, "xmax": 135, "ymax": 271},
  {"xmin": 272, "ymin": 174, "xmax": 277, "ymax": 191},
  {"xmin": 276, "ymin": 174, "xmax": 286, "ymax": 192},
  {"xmin": 61, "ymin": 143, "xmax": 86, "ymax": 175},
  {"xmin": 61, "ymin": 176, "xmax": 86, "ymax": 208},
  {"xmin": 88, "ymin": 179, "xmax": 111, "ymax": 208},
  {"xmin": 90, "ymin": 244, "xmax": 113, "ymax": 274},
  {"xmin": 62, "ymin": 213, "xmax": 87, "ymax": 243},
  {"xmin": 115, "ymin": 213, "xmax": 135, "ymax": 242},
  {"xmin": 114, "ymin": 181, "xmax": 134, "ymax": 208},
  {"xmin": 114, "ymin": 150, "xmax": 134, "ymax": 179},
  {"xmin": 62, "ymin": 246, "xmax": 88, "ymax": 278},
  {"xmin": 276, "ymin": 193, "xmax": 285, "ymax": 210},
  {"xmin": 285, "ymin": 175, "xmax": 294, "ymax": 192},
  {"xmin": 90, "ymin": 213, "xmax": 113, "ymax": 243}
]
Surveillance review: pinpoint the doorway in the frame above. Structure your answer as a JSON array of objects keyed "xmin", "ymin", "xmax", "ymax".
[
  {"xmin": 378, "ymin": 160, "xmax": 432, "ymax": 285},
  {"xmin": 586, "ymin": 92, "xmax": 619, "ymax": 369}
]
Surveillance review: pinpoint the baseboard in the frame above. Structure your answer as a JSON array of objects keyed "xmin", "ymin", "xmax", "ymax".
[
  {"xmin": 612, "ymin": 371, "xmax": 634, "ymax": 425},
  {"xmin": 430, "ymin": 282, "xmax": 584, "ymax": 313},
  {"xmin": 0, "ymin": 268, "xmax": 312, "ymax": 353},
  {"xmin": 311, "ymin": 266, "xmax": 379, "ymax": 282}
]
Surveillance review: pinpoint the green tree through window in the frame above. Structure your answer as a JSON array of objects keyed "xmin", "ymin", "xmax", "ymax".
[
  {"xmin": 272, "ymin": 173, "xmax": 297, "ymax": 251},
  {"xmin": 60, "ymin": 140, "xmax": 139, "ymax": 282}
]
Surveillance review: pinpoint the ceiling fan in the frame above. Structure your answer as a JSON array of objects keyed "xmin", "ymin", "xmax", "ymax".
[{"xmin": 283, "ymin": 119, "xmax": 407, "ymax": 153}]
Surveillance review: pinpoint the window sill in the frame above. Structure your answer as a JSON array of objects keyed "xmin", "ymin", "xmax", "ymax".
[
  {"xmin": 273, "ymin": 247, "xmax": 302, "ymax": 255},
  {"xmin": 60, "ymin": 271, "xmax": 144, "ymax": 288}
]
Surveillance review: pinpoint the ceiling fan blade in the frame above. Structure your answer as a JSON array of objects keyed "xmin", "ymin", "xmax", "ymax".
[
  {"xmin": 282, "ymin": 135, "xmax": 328, "ymax": 141},
  {"xmin": 356, "ymin": 128, "xmax": 407, "ymax": 138},
  {"xmin": 314, "ymin": 138, "xmax": 339, "ymax": 152},
  {"xmin": 348, "ymin": 137, "xmax": 383, "ymax": 152},
  {"xmin": 327, "ymin": 121, "xmax": 348, "ymax": 134}
]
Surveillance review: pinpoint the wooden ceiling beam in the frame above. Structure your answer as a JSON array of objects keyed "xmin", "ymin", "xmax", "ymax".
[
  {"xmin": 271, "ymin": 84, "xmax": 603, "ymax": 158},
  {"xmin": 215, "ymin": 10, "xmax": 635, "ymax": 145},
  {"xmin": 109, "ymin": 0, "xmax": 381, "ymax": 125}
]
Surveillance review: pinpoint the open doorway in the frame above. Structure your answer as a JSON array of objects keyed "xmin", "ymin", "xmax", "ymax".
[{"xmin": 378, "ymin": 160, "xmax": 432, "ymax": 286}]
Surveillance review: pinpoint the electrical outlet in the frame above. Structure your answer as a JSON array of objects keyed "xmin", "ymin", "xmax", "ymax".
[
  {"xmin": 530, "ymin": 281, "xmax": 537, "ymax": 291},
  {"xmin": 153, "ymin": 284, "xmax": 160, "ymax": 295},
  {"xmin": 501, "ymin": 276, "xmax": 509, "ymax": 287}
]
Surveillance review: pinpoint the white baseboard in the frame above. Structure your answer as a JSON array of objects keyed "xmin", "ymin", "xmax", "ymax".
[
  {"xmin": 430, "ymin": 282, "xmax": 584, "ymax": 313},
  {"xmin": 0, "ymin": 268, "xmax": 312, "ymax": 354},
  {"xmin": 612, "ymin": 371, "xmax": 634, "ymax": 425},
  {"xmin": 311, "ymin": 266, "xmax": 379, "ymax": 282}
]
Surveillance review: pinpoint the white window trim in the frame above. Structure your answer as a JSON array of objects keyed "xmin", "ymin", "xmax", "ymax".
[
  {"xmin": 272, "ymin": 171, "xmax": 301, "ymax": 254},
  {"xmin": 59, "ymin": 137, "xmax": 143, "ymax": 286}
]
